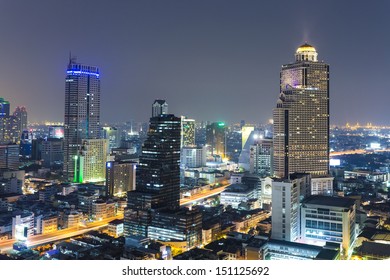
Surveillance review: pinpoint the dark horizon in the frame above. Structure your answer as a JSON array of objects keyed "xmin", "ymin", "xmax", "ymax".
[{"xmin": 0, "ymin": 1, "xmax": 389, "ymax": 125}]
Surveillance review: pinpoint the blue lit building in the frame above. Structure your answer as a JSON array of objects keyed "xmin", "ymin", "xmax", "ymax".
[{"xmin": 63, "ymin": 58, "xmax": 101, "ymax": 180}]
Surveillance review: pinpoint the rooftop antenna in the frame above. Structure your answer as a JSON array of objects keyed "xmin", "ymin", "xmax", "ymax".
[{"xmin": 68, "ymin": 51, "xmax": 77, "ymax": 65}]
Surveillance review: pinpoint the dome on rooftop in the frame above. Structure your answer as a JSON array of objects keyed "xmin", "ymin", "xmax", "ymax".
[{"xmin": 295, "ymin": 42, "xmax": 318, "ymax": 62}]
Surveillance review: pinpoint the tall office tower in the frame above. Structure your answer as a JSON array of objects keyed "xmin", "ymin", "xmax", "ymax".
[
  {"xmin": 101, "ymin": 126, "xmax": 121, "ymax": 151},
  {"xmin": 152, "ymin": 99, "xmax": 168, "ymax": 117},
  {"xmin": 206, "ymin": 122, "xmax": 226, "ymax": 158},
  {"xmin": 106, "ymin": 160, "xmax": 136, "ymax": 197},
  {"xmin": 181, "ymin": 117, "xmax": 195, "ymax": 147},
  {"xmin": 250, "ymin": 137, "xmax": 273, "ymax": 177},
  {"xmin": 125, "ymin": 114, "xmax": 181, "ymax": 235},
  {"xmin": 64, "ymin": 59, "xmax": 101, "ymax": 179},
  {"xmin": 0, "ymin": 98, "xmax": 11, "ymax": 144},
  {"xmin": 241, "ymin": 125, "xmax": 254, "ymax": 149},
  {"xmin": 273, "ymin": 43, "xmax": 329, "ymax": 178},
  {"xmin": 74, "ymin": 139, "xmax": 108, "ymax": 183},
  {"xmin": 0, "ymin": 144, "xmax": 19, "ymax": 170},
  {"xmin": 41, "ymin": 138, "xmax": 64, "ymax": 168},
  {"xmin": 12, "ymin": 106, "xmax": 28, "ymax": 140}
]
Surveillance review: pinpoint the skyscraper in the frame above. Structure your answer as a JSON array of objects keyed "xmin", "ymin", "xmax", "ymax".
[
  {"xmin": 0, "ymin": 98, "xmax": 10, "ymax": 117},
  {"xmin": 12, "ymin": 106, "xmax": 28, "ymax": 140},
  {"xmin": 74, "ymin": 139, "xmax": 108, "ymax": 183},
  {"xmin": 250, "ymin": 137, "xmax": 273, "ymax": 177},
  {"xmin": 64, "ymin": 59, "xmax": 101, "ymax": 179},
  {"xmin": 106, "ymin": 160, "xmax": 137, "ymax": 197},
  {"xmin": 273, "ymin": 43, "xmax": 329, "ymax": 178},
  {"xmin": 152, "ymin": 99, "xmax": 168, "ymax": 117},
  {"xmin": 125, "ymin": 114, "xmax": 181, "ymax": 236},
  {"xmin": 0, "ymin": 98, "xmax": 12, "ymax": 144},
  {"xmin": 181, "ymin": 116, "xmax": 195, "ymax": 147},
  {"xmin": 125, "ymin": 113, "xmax": 202, "ymax": 248},
  {"xmin": 206, "ymin": 122, "xmax": 226, "ymax": 158}
]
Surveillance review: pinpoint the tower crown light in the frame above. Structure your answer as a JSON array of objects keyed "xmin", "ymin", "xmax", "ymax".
[{"xmin": 295, "ymin": 42, "xmax": 318, "ymax": 62}]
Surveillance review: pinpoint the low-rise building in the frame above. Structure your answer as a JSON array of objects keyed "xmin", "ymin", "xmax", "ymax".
[
  {"xmin": 108, "ymin": 219, "xmax": 124, "ymax": 238},
  {"xmin": 220, "ymin": 184, "xmax": 256, "ymax": 209},
  {"xmin": 300, "ymin": 195, "xmax": 356, "ymax": 256}
]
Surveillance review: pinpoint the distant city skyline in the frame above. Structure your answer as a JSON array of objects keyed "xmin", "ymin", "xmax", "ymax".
[{"xmin": 0, "ymin": 1, "xmax": 389, "ymax": 125}]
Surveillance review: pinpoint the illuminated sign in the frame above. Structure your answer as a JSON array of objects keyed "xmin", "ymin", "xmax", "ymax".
[
  {"xmin": 66, "ymin": 70, "xmax": 100, "ymax": 78},
  {"xmin": 15, "ymin": 224, "xmax": 28, "ymax": 241}
]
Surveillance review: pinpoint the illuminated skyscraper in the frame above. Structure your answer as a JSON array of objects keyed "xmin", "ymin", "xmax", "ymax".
[
  {"xmin": 0, "ymin": 98, "xmax": 10, "ymax": 117},
  {"xmin": 0, "ymin": 98, "xmax": 12, "ymax": 144},
  {"xmin": 74, "ymin": 139, "xmax": 108, "ymax": 183},
  {"xmin": 273, "ymin": 43, "xmax": 329, "ymax": 178},
  {"xmin": 181, "ymin": 116, "xmax": 195, "ymax": 147},
  {"xmin": 64, "ymin": 59, "xmax": 101, "ymax": 179},
  {"xmin": 206, "ymin": 122, "xmax": 226, "ymax": 158},
  {"xmin": 106, "ymin": 160, "xmax": 136, "ymax": 197},
  {"xmin": 125, "ymin": 114, "xmax": 202, "ymax": 248},
  {"xmin": 12, "ymin": 106, "xmax": 27, "ymax": 140},
  {"xmin": 250, "ymin": 137, "xmax": 273, "ymax": 177}
]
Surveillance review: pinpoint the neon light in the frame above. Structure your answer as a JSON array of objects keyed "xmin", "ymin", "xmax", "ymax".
[
  {"xmin": 66, "ymin": 70, "xmax": 100, "ymax": 78},
  {"xmin": 218, "ymin": 122, "xmax": 225, "ymax": 127}
]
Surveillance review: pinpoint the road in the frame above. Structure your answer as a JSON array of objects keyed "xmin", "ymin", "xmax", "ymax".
[
  {"xmin": 330, "ymin": 148, "xmax": 390, "ymax": 157},
  {"xmin": 0, "ymin": 184, "xmax": 230, "ymax": 253},
  {"xmin": 180, "ymin": 184, "xmax": 230, "ymax": 206},
  {"xmin": 0, "ymin": 215, "xmax": 122, "ymax": 253}
]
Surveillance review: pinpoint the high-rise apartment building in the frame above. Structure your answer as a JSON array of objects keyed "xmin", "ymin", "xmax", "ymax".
[
  {"xmin": 106, "ymin": 160, "xmax": 137, "ymax": 197},
  {"xmin": 273, "ymin": 43, "xmax": 329, "ymax": 178},
  {"xmin": 64, "ymin": 59, "xmax": 101, "ymax": 179},
  {"xmin": 181, "ymin": 117, "xmax": 195, "ymax": 147},
  {"xmin": 250, "ymin": 137, "xmax": 273, "ymax": 177},
  {"xmin": 152, "ymin": 99, "xmax": 168, "ymax": 117},
  {"xmin": 271, "ymin": 173, "xmax": 311, "ymax": 242},
  {"xmin": 12, "ymin": 106, "xmax": 27, "ymax": 140},
  {"xmin": 0, "ymin": 98, "xmax": 12, "ymax": 144},
  {"xmin": 74, "ymin": 139, "xmax": 108, "ymax": 183},
  {"xmin": 206, "ymin": 122, "xmax": 226, "ymax": 158}
]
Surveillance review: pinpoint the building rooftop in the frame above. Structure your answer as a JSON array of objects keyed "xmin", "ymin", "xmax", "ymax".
[
  {"xmin": 358, "ymin": 241, "xmax": 390, "ymax": 258},
  {"xmin": 302, "ymin": 195, "xmax": 355, "ymax": 208},
  {"xmin": 296, "ymin": 43, "xmax": 316, "ymax": 53},
  {"xmin": 267, "ymin": 239, "xmax": 323, "ymax": 252},
  {"xmin": 174, "ymin": 248, "xmax": 219, "ymax": 260},
  {"xmin": 204, "ymin": 238, "xmax": 243, "ymax": 255},
  {"xmin": 315, "ymin": 248, "xmax": 339, "ymax": 260},
  {"xmin": 223, "ymin": 183, "xmax": 252, "ymax": 193},
  {"xmin": 108, "ymin": 219, "xmax": 124, "ymax": 225}
]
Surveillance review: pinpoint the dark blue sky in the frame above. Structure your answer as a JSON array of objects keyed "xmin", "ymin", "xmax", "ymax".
[{"xmin": 0, "ymin": 0, "xmax": 389, "ymax": 125}]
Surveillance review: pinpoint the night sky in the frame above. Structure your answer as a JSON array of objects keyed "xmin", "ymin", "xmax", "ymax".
[{"xmin": 0, "ymin": 0, "xmax": 389, "ymax": 125}]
